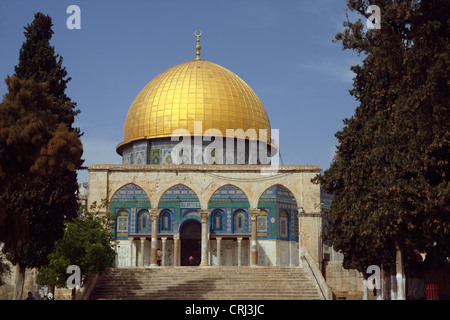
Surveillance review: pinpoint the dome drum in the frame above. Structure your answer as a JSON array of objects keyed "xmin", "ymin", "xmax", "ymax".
[{"xmin": 121, "ymin": 137, "xmax": 277, "ymax": 165}]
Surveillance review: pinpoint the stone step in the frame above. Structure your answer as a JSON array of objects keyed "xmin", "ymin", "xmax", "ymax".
[
  {"xmin": 108, "ymin": 267, "xmax": 307, "ymax": 272},
  {"xmin": 92, "ymin": 284, "xmax": 316, "ymax": 288},
  {"xmin": 89, "ymin": 266, "xmax": 323, "ymax": 300},
  {"xmin": 90, "ymin": 294, "xmax": 321, "ymax": 300},
  {"xmin": 92, "ymin": 295, "xmax": 320, "ymax": 300},
  {"xmin": 91, "ymin": 291, "xmax": 319, "ymax": 295},
  {"xmin": 91, "ymin": 284, "xmax": 316, "ymax": 291},
  {"xmin": 98, "ymin": 273, "xmax": 310, "ymax": 279},
  {"xmin": 90, "ymin": 295, "xmax": 321, "ymax": 300},
  {"xmin": 90, "ymin": 292, "xmax": 320, "ymax": 298},
  {"xmin": 93, "ymin": 282, "xmax": 315, "ymax": 288},
  {"xmin": 91, "ymin": 293, "xmax": 320, "ymax": 298},
  {"xmin": 96, "ymin": 277, "xmax": 312, "ymax": 281},
  {"xmin": 97, "ymin": 276, "xmax": 310, "ymax": 281},
  {"xmin": 97, "ymin": 277, "xmax": 311, "ymax": 281},
  {"xmin": 98, "ymin": 282, "xmax": 308, "ymax": 286},
  {"xmin": 102, "ymin": 276, "xmax": 308, "ymax": 280},
  {"xmin": 104, "ymin": 272, "xmax": 309, "ymax": 276},
  {"xmin": 96, "ymin": 284, "xmax": 312, "ymax": 289}
]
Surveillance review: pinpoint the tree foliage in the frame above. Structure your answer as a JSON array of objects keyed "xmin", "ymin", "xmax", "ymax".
[
  {"xmin": 14, "ymin": 12, "xmax": 79, "ymax": 127},
  {"xmin": 314, "ymin": 0, "xmax": 449, "ymax": 273},
  {"xmin": 0, "ymin": 12, "xmax": 83, "ymax": 278},
  {"xmin": 37, "ymin": 201, "xmax": 116, "ymax": 290},
  {"xmin": 0, "ymin": 77, "xmax": 82, "ymax": 267}
]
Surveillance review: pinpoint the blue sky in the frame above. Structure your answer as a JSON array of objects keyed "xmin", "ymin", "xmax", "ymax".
[{"xmin": 0, "ymin": 0, "xmax": 365, "ymax": 183}]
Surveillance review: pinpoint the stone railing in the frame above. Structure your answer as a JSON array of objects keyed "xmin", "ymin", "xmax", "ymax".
[
  {"xmin": 301, "ymin": 251, "xmax": 333, "ymax": 300},
  {"xmin": 75, "ymin": 274, "xmax": 98, "ymax": 300}
]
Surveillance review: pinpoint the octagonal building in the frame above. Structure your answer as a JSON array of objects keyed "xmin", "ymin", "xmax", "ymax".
[{"xmin": 87, "ymin": 32, "xmax": 322, "ymax": 268}]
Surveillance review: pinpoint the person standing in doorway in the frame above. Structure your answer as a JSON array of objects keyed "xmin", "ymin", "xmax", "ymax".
[{"xmin": 157, "ymin": 248, "xmax": 163, "ymax": 266}]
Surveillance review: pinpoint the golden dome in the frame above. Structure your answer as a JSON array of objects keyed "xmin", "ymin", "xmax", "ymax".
[{"xmin": 117, "ymin": 59, "xmax": 271, "ymax": 154}]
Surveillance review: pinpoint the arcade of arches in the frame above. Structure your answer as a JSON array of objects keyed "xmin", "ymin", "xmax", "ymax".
[{"xmin": 88, "ymin": 164, "xmax": 322, "ymax": 267}]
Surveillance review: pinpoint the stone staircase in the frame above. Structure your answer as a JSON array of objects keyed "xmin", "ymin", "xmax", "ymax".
[{"xmin": 88, "ymin": 266, "xmax": 324, "ymax": 300}]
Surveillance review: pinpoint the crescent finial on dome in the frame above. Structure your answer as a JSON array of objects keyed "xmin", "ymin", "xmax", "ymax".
[{"xmin": 195, "ymin": 30, "xmax": 202, "ymax": 60}]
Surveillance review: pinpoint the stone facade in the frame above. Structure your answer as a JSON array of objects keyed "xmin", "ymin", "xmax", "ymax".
[
  {"xmin": 88, "ymin": 164, "xmax": 323, "ymax": 267},
  {"xmin": 0, "ymin": 261, "xmax": 73, "ymax": 300},
  {"xmin": 0, "ymin": 263, "xmax": 37, "ymax": 300},
  {"xmin": 323, "ymin": 261, "xmax": 367, "ymax": 299}
]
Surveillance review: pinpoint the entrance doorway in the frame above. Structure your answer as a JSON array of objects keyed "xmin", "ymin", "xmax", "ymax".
[{"xmin": 180, "ymin": 219, "xmax": 201, "ymax": 266}]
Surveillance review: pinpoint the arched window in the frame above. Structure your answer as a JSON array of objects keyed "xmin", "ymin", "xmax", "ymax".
[
  {"xmin": 138, "ymin": 210, "xmax": 150, "ymax": 233},
  {"xmin": 160, "ymin": 210, "xmax": 172, "ymax": 232},
  {"xmin": 211, "ymin": 210, "xmax": 223, "ymax": 232},
  {"xmin": 234, "ymin": 210, "xmax": 246, "ymax": 233}
]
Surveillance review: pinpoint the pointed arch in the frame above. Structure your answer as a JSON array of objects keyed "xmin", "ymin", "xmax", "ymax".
[
  {"xmin": 257, "ymin": 184, "xmax": 298, "ymax": 241},
  {"xmin": 158, "ymin": 184, "xmax": 201, "ymax": 208},
  {"xmin": 158, "ymin": 184, "xmax": 201, "ymax": 234},
  {"xmin": 207, "ymin": 185, "xmax": 250, "ymax": 235},
  {"xmin": 257, "ymin": 184, "xmax": 299, "ymax": 206},
  {"xmin": 207, "ymin": 184, "xmax": 250, "ymax": 207},
  {"xmin": 110, "ymin": 183, "xmax": 151, "ymax": 239},
  {"xmin": 110, "ymin": 183, "xmax": 151, "ymax": 204},
  {"xmin": 204, "ymin": 182, "xmax": 252, "ymax": 209}
]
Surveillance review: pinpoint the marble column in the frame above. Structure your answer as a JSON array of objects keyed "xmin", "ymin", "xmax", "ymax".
[
  {"xmin": 173, "ymin": 234, "xmax": 180, "ymax": 266},
  {"xmin": 161, "ymin": 237, "xmax": 167, "ymax": 266},
  {"xmin": 199, "ymin": 209, "xmax": 210, "ymax": 266},
  {"xmin": 237, "ymin": 237, "xmax": 242, "ymax": 266},
  {"xmin": 150, "ymin": 208, "xmax": 160, "ymax": 267},
  {"xmin": 249, "ymin": 209, "xmax": 260, "ymax": 266},
  {"xmin": 216, "ymin": 237, "xmax": 222, "ymax": 266},
  {"xmin": 140, "ymin": 237, "xmax": 146, "ymax": 267},
  {"xmin": 129, "ymin": 237, "xmax": 136, "ymax": 267}
]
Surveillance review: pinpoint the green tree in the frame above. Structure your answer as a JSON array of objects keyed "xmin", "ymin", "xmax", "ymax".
[
  {"xmin": 14, "ymin": 12, "xmax": 79, "ymax": 127},
  {"xmin": 314, "ymin": 0, "xmax": 449, "ymax": 299},
  {"xmin": 37, "ymin": 201, "xmax": 116, "ymax": 300},
  {"xmin": 37, "ymin": 202, "xmax": 115, "ymax": 298},
  {"xmin": 0, "ymin": 12, "xmax": 83, "ymax": 300}
]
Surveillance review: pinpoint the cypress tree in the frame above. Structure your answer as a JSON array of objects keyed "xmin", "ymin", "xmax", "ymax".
[
  {"xmin": 315, "ymin": 0, "xmax": 449, "ymax": 299},
  {"xmin": 14, "ymin": 12, "xmax": 79, "ymax": 127},
  {"xmin": 0, "ymin": 13, "xmax": 83, "ymax": 299}
]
